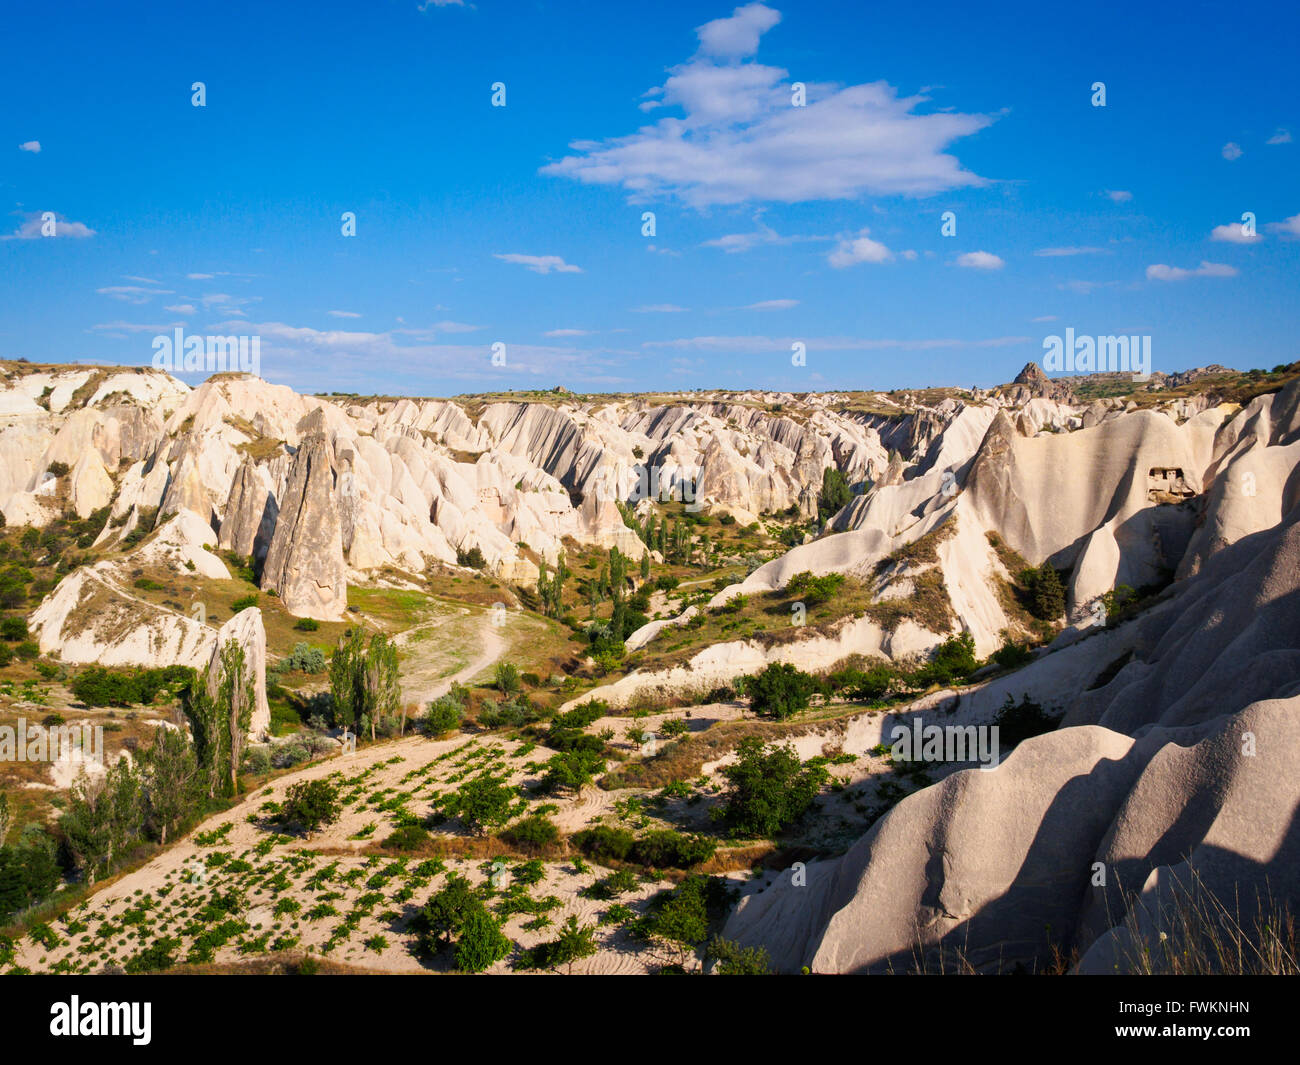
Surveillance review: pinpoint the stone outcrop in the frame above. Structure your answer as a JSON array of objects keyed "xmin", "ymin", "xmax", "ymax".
[{"xmin": 260, "ymin": 432, "xmax": 347, "ymax": 620}]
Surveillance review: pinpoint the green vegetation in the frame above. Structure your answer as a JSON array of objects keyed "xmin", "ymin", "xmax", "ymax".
[{"xmin": 719, "ymin": 737, "xmax": 829, "ymax": 837}]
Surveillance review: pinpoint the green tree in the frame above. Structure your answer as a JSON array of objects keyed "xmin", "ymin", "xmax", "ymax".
[
  {"xmin": 278, "ymin": 778, "xmax": 341, "ymax": 837},
  {"xmin": 1031, "ymin": 563, "xmax": 1065, "ymax": 620},
  {"xmin": 746, "ymin": 662, "xmax": 818, "ymax": 720},
  {"xmin": 142, "ymin": 727, "xmax": 201, "ymax": 845},
  {"xmin": 454, "ymin": 909, "xmax": 511, "ymax": 973},
  {"xmin": 446, "ymin": 773, "xmax": 516, "ymax": 834},
  {"xmin": 721, "ymin": 737, "xmax": 829, "ymax": 837},
  {"xmin": 818, "ymin": 467, "xmax": 852, "ymax": 521}
]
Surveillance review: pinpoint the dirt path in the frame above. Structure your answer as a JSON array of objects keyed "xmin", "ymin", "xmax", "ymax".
[{"xmin": 396, "ymin": 605, "xmax": 510, "ymax": 707}]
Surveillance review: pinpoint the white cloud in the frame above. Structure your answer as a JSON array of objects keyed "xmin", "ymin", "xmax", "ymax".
[
  {"xmin": 828, "ymin": 228, "xmax": 892, "ymax": 268},
  {"xmin": 544, "ymin": 328, "xmax": 594, "ymax": 337},
  {"xmin": 955, "ymin": 250, "xmax": 1004, "ymax": 270},
  {"xmin": 1030, "ymin": 315, "xmax": 1058, "ymax": 322},
  {"xmin": 1145, "ymin": 261, "xmax": 1238, "ymax": 281},
  {"xmin": 18, "ymin": 141, "xmax": 40, "ymax": 153},
  {"xmin": 542, "ymin": 8, "xmax": 992, "ymax": 207},
  {"xmin": 695, "ymin": 3, "xmax": 782, "ymax": 60},
  {"xmin": 1035, "ymin": 246, "xmax": 1106, "ymax": 256},
  {"xmin": 1103, "ymin": 189, "xmax": 1133, "ymax": 203},
  {"xmin": 1, "ymin": 213, "xmax": 95, "ymax": 240},
  {"xmin": 631, "ymin": 304, "xmax": 689, "ymax": 313},
  {"xmin": 1265, "ymin": 213, "xmax": 1300, "ymax": 238},
  {"xmin": 1222, "ymin": 141, "xmax": 1243, "ymax": 161},
  {"xmin": 432, "ymin": 320, "xmax": 482, "ymax": 333},
  {"xmin": 165, "ymin": 304, "xmax": 196, "ymax": 315},
  {"xmin": 1209, "ymin": 222, "xmax": 1262, "ymax": 244},
  {"xmin": 186, "ymin": 272, "xmax": 215, "ymax": 280},
  {"xmin": 418, "ymin": 0, "xmax": 464, "ymax": 8},
  {"xmin": 89, "ymin": 320, "xmax": 185, "ymax": 335},
  {"xmin": 97, "ymin": 285, "xmax": 174, "ymax": 304},
  {"xmin": 493, "ymin": 253, "xmax": 582, "ymax": 274},
  {"xmin": 743, "ymin": 299, "xmax": 798, "ymax": 310},
  {"xmin": 327, "ymin": 310, "xmax": 362, "ymax": 318},
  {"xmin": 1267, "ymin": 129, "xmax": 1292, "ymax": 145}
]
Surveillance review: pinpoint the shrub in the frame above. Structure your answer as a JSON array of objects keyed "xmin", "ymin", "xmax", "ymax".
[
  {"xmin": 720, "ymin": 737, "xmax": 829, "ymax": 838},
  {"xmin": 442, "ymin": 773, "xmax": 516, "ymax": 834},
  {"xmin": 231, "ymin": 594, "xmax": 259, "ymax": 612},
  {"xmin": 706, "ymin": 935, "xmax": 774, "ymax": 974},
  {"xmin": 456, "ymin": 546, "xmax": 487, "ymax": 570},
  {"xmin": 502, "ymin": 814, "xmax": 559, "ymax": 852},
  {"xmin": 992, "ymin": 640, "xmax": 1034, "ymax": 670},
  {"xmin": 454, "ymin": 909, "xmax": 511, "ymax": 973},
  {"xmin": 783, "ymin": 571, "xmax": 845, "ymax": 605},
  {"xmin": 747, "ymin": 662, "xmax": 818, "ymax": 720},
  {"xmin": 284, "ymin": 642, "xmax": 326, "ymax": 673},
  {"xmin": 631, "ymin": 829, "xmax": 716, "ymax": 869},
  {"xmin": 294, "ymin": 617, "xmax": 320, "ymax": 632},
  {"xmin": 277, "ymin": 779, "xmax": 341, "ymax": 836},
  {"xmin": 423, "ymin": 691, "xmax": 465, "ymax": 736},
  {"xmin": 994, "ymin": 694, "xmax": 1061, "ymax": 748},
  {"xmin": 382, "ymin": 824, "xmax": 431, "ymax": 851},
  {"xmin": 47, "ymin": 461, "xmax": 70, "ymax": 478},
  {"xmin": 14, "ymin": 641, "xmax": 38, "ymax": 662},
  {"xmin": 572, "ymin": 825, "xmax": 636, "ymax": 863}
]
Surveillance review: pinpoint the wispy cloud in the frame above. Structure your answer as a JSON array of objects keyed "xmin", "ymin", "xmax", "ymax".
[
  {"xmin": 1146, "ymin": 261, "xmax": 1238, "ymax": 281},
  {"xmin": 631, "ymin": 304, "xmax": 689, "ymax": 313},
  {"xmin": 493, "ymin": 253, "xmax": 582, "ymax": 274},
  {"xmin": 18, "ymin": 140, "xmax": 40, "ymax": 153},
  {"xmin": 327, "ymin": 310, "xmax": 362, "ymax": 318},
  {"xmin": 1221, "ymin": 141, "xmax": 1243, "ymax": 161},
  {"xmin": 1266, "ymin": 128, "xmax": 1292, "ymax": 145},
  {"xmin": 544, "ymin": 328, "xmax": 595, "ymax": 337},
  {"xmin": 1034, "ymin": 246, "xmax": 1107, "ymax": 257},
  {"xmin": 97, "ymin": 284, "xmax": 175, "ymax": 304},
  {"xmin": 742, "ymin": 299, "xmax": 799, "ymax": 310},
  {"xmin": 1103, "ymin": 189, "xmax": 1133, "ymax": 203},
  {"xmin": 643, "ymin": 334, "xmax": 1029, "ymax": 353},
  {"xmin": 1265, "ymin": 213, "xmax": 1300, "ymax": 238},
  {"xmin": 541, "ymin": 4, "xmax": 993, "ymax": 207}
]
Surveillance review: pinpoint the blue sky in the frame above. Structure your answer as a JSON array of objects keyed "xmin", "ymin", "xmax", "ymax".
[{"xmin": 2, "ymin": 0, "xmax": 1297, "ymax": 396}]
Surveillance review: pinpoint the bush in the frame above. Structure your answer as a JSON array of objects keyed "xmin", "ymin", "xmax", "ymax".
[
  {"xmin": 284, "ymin": 642, "xmax": 326, "ymax": 673},
  {"xmin": 631, "ymin": 829, "xmax": 716, "ymax": 869},
  {"xmin": 720, "ymin": 737, "xmax": 829, "ymax": 838},
  {"xmin": 909, "ymin": 632, "xmax": 979, "ymax": 688},
  {"xmin": 456, "ymin": 546, "xmax": 487, "ymax": 570},
  {"xmin": 382, "ymin": 824, "xmax": 431, "ymax": 851},
  {"xmin": 231, "ymin": 594, "xmax": 259, "ymax": 612},
  {"xmin": 784, "ymin": 571, "xmax": 845, "ymax": 606},
  {"xmin": 454, "ymin": 909, "xmax": 511, "ymax": 973},
  {"xmin": 14, "ymin": 641, "xmax": 38, "ymax": 662},
  {"xmin": 572, "ymin": 825, "xmax": 635, "ymax": 863},
  {"xmin": 707, "ymin": 935, "xmax": 774, "ymax": 974},
  {"xmin": 502, "ymin": 814, "xmax": 559, "ymax": 852},
  {"xmin": 747, "ymin": 662, "xmax": 818, "ymax": 720},
  {"xmin": 47, "ymin": 461, "xmax": 70, "ymax": 478},
  {"xmin": 994, "ymin": 694, "xmax": 1061, "ymax": 747},
  {"xmin": 423, "ymin": 691, "xmax": 465, "ymax": 736},
  {"xmin": 277, "ymin": 778, "xmax": 341, "ymax": 836},
  {"xmin": 992, "ymin": 640, "xmax": 1034, "ymax": 670},
  {"xmin": 294, "ymin": 618, "xmax": 320, "ymax": 632},
  {"xmin": 442, "ymin": 773, "xmax": 516, "ymax": 834}
]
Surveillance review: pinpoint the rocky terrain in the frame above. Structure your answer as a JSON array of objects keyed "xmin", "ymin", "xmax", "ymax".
[{"xmin": 1, "ymin": 357, "xmax": 1297, "ymax": 975}]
